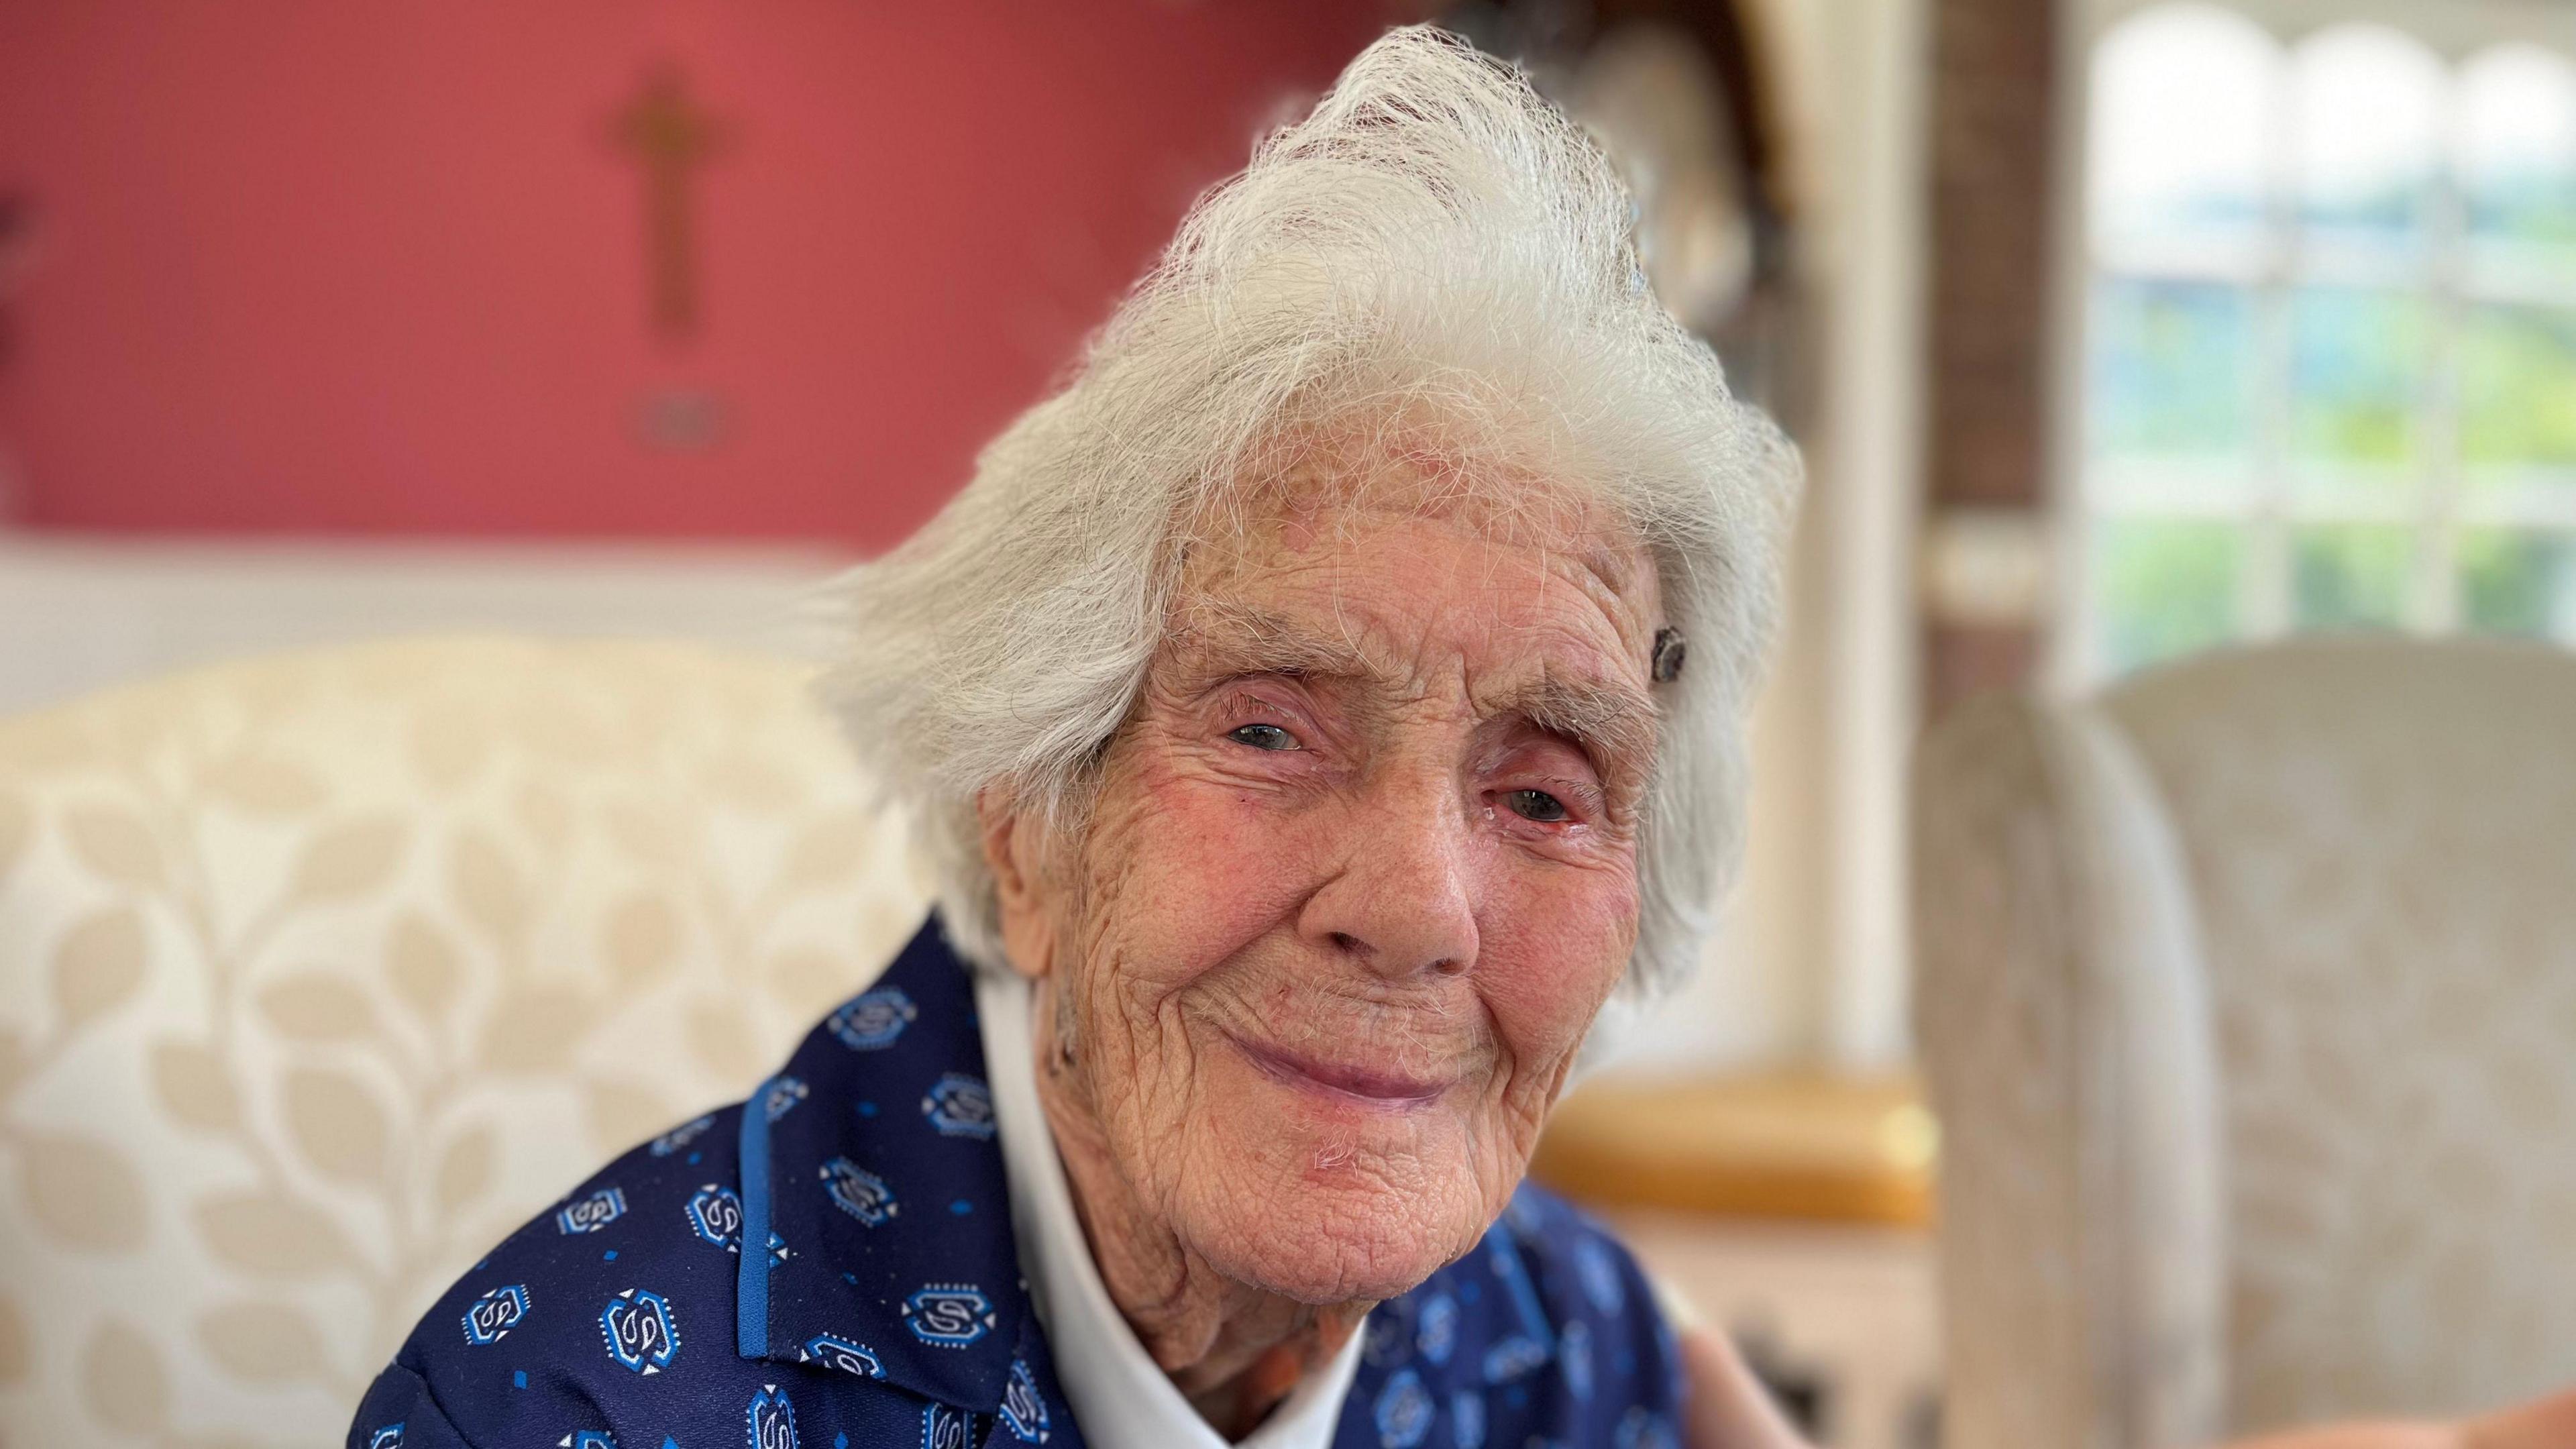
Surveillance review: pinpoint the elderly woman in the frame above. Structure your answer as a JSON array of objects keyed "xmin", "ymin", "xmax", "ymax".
[{"xmin": 352, "ymin": 28, "xmax": 2570, "ymax": 1449}]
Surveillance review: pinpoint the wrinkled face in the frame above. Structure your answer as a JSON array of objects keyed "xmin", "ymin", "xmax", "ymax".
[{"xmin": 1007, "ymin": 463, "xmax": 1662, "ymax": 1306}]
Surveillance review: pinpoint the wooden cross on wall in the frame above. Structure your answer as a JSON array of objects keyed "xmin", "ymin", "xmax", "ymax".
[{"xmin": 614, "ymin": 64, "xmax": 727, "ymax": 342}]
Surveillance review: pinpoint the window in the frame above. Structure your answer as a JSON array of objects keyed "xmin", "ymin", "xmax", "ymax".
[{"xmin": 2071, "ymin": 1, "xmax": 2576, "ymax": 680}]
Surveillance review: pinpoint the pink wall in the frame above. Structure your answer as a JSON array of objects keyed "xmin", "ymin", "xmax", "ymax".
[{"xmin": 0, "ymin": 3, "xmax": 1394, "ymax": 548}]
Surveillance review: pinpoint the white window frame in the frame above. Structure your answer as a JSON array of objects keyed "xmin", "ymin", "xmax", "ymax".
[{"xmin": 2046, "ymin": 0, "xmax": 2576, "ymax": 691}]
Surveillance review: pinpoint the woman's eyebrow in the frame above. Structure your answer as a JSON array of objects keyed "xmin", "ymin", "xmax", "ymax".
[
  {"xmin": 1173, "ymin": 602, "xmax": 1384, "ymax": 684},
  {"xmin": 1500, "ymin": 670, "xmax": 1658, "ymax": 777}
]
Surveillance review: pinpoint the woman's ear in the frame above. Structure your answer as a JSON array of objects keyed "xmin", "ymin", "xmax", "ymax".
[{"xmin": 975, "ymin": 787, "xmax": 1056, "ymax": 983}]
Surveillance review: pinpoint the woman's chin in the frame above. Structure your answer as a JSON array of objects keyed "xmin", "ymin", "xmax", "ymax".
[
  {"xmin": 1174, "ymin": 1128, "xmax": 1490, "ymax": 1305},
  {"xmin": 1195, "ymin": 1214, "xmax": 1457, "ymax": 1306}
]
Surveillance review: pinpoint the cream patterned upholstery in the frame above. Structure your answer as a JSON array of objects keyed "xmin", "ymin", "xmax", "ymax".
[
  {"xmin": 0, "ymin": 637, "xmax": 927, "ymax": 1448},
  {"xmin": 1914, "ymin": 638, "xmax": 2576, "ymax": 1449}
]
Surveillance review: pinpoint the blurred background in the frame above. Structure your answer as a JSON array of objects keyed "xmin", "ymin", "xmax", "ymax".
[{"xmin": 4, "ymin": 1, "xmax": 2574, "ymax": 1446}]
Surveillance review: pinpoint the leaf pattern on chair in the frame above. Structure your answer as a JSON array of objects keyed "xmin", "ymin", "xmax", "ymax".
[
  {"xmin": 62, "ymin": 803, "xmax": 164, "ymax": 887},
  {"xmin": 683, "ymin": 995, "xmax": 761, "ymax": 1081},
  {"xmin": 281, "ymin": 1067, "xmax": 390, "ymax": 1186},
  {"xmin": 148, "ymin": 1041, "xmax": 241, "ymax": 1133},
  {"xmin": 195, "ymin": 1301, "xmax": 331, "ymax": 1384},
  {"xmin": 80, "ymin": 1320, "xmax": 172, "ymax": 1436},
  {"xmin": 602, "ymin": 894, "xmax": 681, "ymax": 988},
  {"xmin": 201, "ymin": 753, "xmax": 329, "ymax": 818},
  {"xmin": 288, "ymin": 817, "xmax": 409, "ymax": 902},
  {"xmin": 602, "ymin": 795, "xmax": 688, "ymax": 867},
  {"xmin": 194, "ymin": 1193, "xmax": 362, "ymax": 1277},
  {"xmin": 256, "ymin": 975, "xmax": 377, "ymax": 1042},
  {"xmin": 511, "ymin": 780, "xmax": 574, "ymax": 857},
  {"xmin": 52, "ymin": 906, "xmax": 148, "ymax": 1028},
  {"xmin": 582, "ymin": 1077, "xmax": 676, "ymax": 1159},
  {"xmin": 447, "ymin": 828, "xmax": 531, "ymax": 951},
  {"xmin": 769, "ymin": 944, "xmax": 866, "ymax": 1019},
  {"xmin": 21, "ymin": 1132, "xmax": 150, "ymax": 1253},
  {"xmin": 409, "ymin": 701, "xmax": 489, "ymax": 796},
  {"xmin": 0, "ymin": 637, "xmax": 929, "ymax": 1444},
  {"xmin": 431, "ymin": 1124, "xmax": 497, "ymax": 1214},
  {"xmin": 784, "ymin": 808, "xmax": 881, "ymax": 888},
  {"xmin": 384, "ymin": 913, "xmax": 464, "ymax": 1025},
  {"xmin": 474, "ymin": 984, "xmax": 594, "ymax": 1073}
]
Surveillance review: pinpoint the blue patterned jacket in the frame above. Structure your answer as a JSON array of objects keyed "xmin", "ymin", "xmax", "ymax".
[{"xmin": 349, "ymin": 918, "xmax": 1684, "ymax": 1449}]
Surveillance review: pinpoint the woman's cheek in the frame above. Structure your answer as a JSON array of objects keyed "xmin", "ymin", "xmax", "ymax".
[
  {"xmin": 1107, "ymin": 772, "xmax": 1323, "ymax": 984},
  {"xmin": 1479, "ymin": 875, "xmax": 1638, "ymax": 1061}
]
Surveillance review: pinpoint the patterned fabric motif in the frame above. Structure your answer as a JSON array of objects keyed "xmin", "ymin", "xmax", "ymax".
[
  {"xmin": 0, "ymin": 637, "xmax": 930, "ymax": 1446},
  {"xmin": 352, "ymin": 919, "xmax": 1684, "ymax": 1448},
  {"xmin": 1916, "ymin": 639, "xmax": 2576, "ymax": 1446},
  {"xmin": 1326, "ymin": 1177, "xmax": 1680, "ymax": 1449}
]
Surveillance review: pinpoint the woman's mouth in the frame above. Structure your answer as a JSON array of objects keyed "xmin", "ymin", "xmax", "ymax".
[{"xmin": 1224, "ymin": 1031, "xmax": 1454, "ymax": 1110}]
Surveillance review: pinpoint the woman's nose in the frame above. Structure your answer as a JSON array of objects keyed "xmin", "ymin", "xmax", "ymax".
[{"xmin": 1296, "ymin": 776, "xmax": 1480, "ymax": 981}]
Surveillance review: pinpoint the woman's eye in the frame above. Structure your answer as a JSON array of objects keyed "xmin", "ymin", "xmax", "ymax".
[
  {"xmin": 1226, "ymin": 722, "xmax": 1299, "ymax": 751},
  {"xmin": 1507, "ymin": 789, "xmax": 1570, "ymax": 822}
]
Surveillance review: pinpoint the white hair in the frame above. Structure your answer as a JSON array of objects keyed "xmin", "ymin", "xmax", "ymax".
[{"xmin": 819, "ymin": 25, "xmax": 1796, "ymax": 1010}]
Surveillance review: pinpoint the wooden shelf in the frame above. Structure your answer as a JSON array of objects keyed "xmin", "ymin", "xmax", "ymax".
[{"xmin": 1529, "ymin": 1072, "xmax": 1937, "ymax": 1229}]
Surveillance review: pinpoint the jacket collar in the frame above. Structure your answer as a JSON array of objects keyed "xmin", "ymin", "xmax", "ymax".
[{"xmin": 733, "ymin": 915, "xmax": 1028, "ymax": 1413}]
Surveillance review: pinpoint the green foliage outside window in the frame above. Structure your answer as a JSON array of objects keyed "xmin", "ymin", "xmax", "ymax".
[
  {"xmin": 2292, "ymin": 525, "xmax": 2412, "ymax": 629},
  {"xmin": 2094, "ymin": 519, "xmax": 2243, "ymax": 672},
  {"xmin": 2460, "ymin": 307, "xmax": 2576, "ymax": 467},
  {"xmin": 2459, "ymin": 529, "xmax": 2576, "ymax": 635},
  {"xmin": 2089, "ymin": 281, "xmax": 2255, "ymax": 459},
  {"xmin": 2290, "ymin": 288, "xmax": 2418, "ymax": 466}
]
